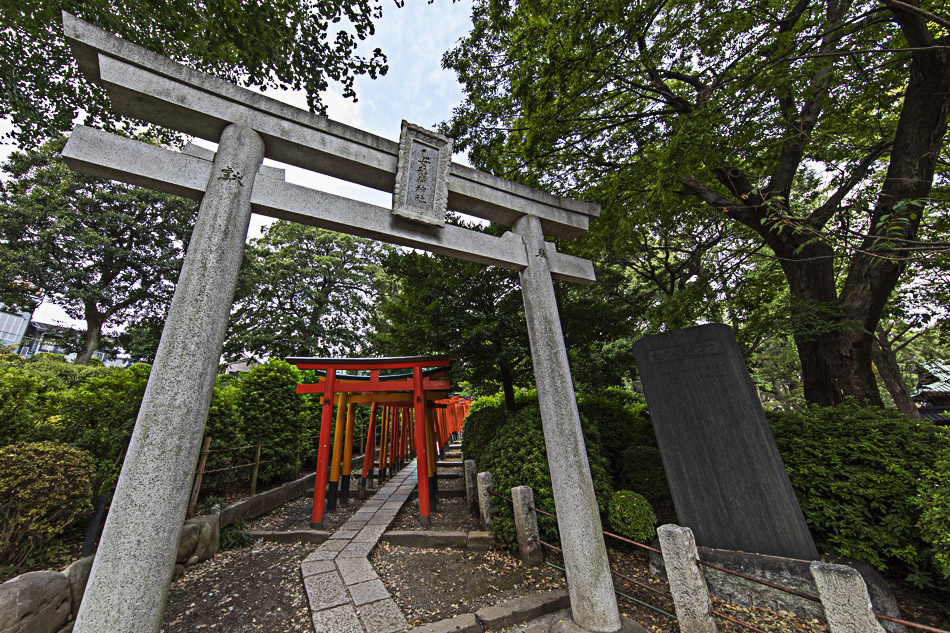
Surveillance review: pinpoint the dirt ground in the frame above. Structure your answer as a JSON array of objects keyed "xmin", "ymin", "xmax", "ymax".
[{"xmin": 157, "ymin": 467, "xmax": 950, "ymax": 633}]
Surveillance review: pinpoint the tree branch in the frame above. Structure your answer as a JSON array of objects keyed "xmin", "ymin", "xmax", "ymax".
[
  {"xmin": 806, "ymin": 140, "xmax": 892, "ymax": 230},
  {"xmin": 681, "ymin": 175, "xmax": 761, "ymax": 229}
]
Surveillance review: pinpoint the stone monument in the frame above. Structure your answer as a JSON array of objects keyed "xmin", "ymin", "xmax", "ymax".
[
  {"xmin": 59, "ymin": 13, "xmax": 632, "ymax": 633},
  {"xmin": 632, "ymin": 323, "xmax": 819, "ymax": 560}
]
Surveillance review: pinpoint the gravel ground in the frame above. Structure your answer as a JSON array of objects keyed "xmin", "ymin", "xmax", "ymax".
[{"xmin": 159, "ymin": 459, "xmax": 950, "ymax": 633}]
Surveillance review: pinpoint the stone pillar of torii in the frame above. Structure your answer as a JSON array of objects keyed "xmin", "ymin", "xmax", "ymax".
[{"xmin": 60, "ymin": 13, "xmax": 639, "ymax": 633}]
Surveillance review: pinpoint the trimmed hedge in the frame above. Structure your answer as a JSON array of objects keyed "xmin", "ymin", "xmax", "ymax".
[
  {"xmin": 767, "ymin": 402, "xmax": 950, "ymax": 590},
  {"xmin": 607, "ymin": 490, "xmax": 657, "ymax": 543},
  {"xmin": 465, "ymin": 397, "xmax": 612, "ymax": 551},
  {"xmin": 0, "ymin": 442, "xmax": 95, "ymax": 574},
  {"xmin": 236, "ymin": 358, "xmax": 306, "ymax": 484}
]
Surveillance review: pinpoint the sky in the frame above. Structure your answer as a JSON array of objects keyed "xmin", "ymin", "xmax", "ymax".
[{"xmin": 9, "ymin": 0, "xmax": 475, "ymax": 329}]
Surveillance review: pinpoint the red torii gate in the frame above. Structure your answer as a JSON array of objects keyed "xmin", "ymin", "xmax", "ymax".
[{"xmin": 287, "ymin": 355, "xmax": 451, "ymax": 526}]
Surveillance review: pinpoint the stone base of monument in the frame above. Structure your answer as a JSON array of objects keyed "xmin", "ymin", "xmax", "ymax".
[
  {"xmin": 647, "ymin": 545, "xmax": 906, "ymax": 633},
  {"xmin": 549, "ymin": 612, "xmax": 647, "ymax": 633}
]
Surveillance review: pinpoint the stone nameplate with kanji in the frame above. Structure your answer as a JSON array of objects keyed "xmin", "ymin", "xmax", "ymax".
[{"xmin": 393, "ymin": 121, "xmax": 452, "ymax": 227}]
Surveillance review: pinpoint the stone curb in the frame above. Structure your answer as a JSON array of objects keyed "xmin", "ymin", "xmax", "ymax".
[
  {"xmin": 247, "ymin": 530, "xmax": 331, "ymax": 544},
  {"xmin": 381, "ymin": 531, "xmax": 468, "ymax": 548},
  {"xmin": 475, "ymin": 590, "xmax": 571, "ymax": 630},
  {"xmin": 408, "ymin": 590, "xmax": 572, "ymax": 633}
]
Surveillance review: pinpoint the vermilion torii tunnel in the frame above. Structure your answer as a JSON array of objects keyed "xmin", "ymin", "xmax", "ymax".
[{"xmin": 286, "ymin": 355, "xmax": 470, "ymax": 527}]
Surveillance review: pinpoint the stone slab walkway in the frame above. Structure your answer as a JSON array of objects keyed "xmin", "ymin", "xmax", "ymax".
[{"xmin": 301, "ymin": 460, "xmax": 420, "ymax": 633}]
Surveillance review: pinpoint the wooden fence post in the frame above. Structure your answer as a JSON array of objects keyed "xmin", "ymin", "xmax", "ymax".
[
  {"xmin": 250, "ymin": 434, "xmax": 262, "ymax": 496},
  {"xmin": 187, "ymin": 436, "xmax": 212, "ymax": 517}
]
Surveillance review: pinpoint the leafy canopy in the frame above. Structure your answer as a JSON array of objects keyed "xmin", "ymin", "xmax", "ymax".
[
  {"xmin": 0, "ymin": 137, "xmax": 197, "ymax": 362},
  {"xmin": 1, "ymin": 0, "xmax": 390, "ymax": 146}
]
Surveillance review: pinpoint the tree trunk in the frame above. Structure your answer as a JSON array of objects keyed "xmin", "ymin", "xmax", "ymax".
[
  {"xmin": 871, "ymin": 326, "xmax": 922, "ymax": 419},
  {"xmin": 774, "ymin": 238, "xmax": 885, "ymax": 407},
  {"xmin": 500, "ymin": 364, "xmax": 516, "ymax": 411},
  {"xmin": 75, "ymin": 320, "xmax": 102, "ymax": 364}
]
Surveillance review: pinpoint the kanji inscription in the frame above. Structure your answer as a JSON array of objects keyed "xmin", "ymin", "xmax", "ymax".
[{"xmin": 393, "ymin": 121, "xmax": 452, "ymax": 227}]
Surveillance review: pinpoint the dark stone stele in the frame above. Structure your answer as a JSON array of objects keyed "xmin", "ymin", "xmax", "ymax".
[{"xmin": 632, "ymin": 323, "xmax": 819, "ymax": 560}]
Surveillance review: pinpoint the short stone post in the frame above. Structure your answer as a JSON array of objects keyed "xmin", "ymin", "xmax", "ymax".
[
  {"xmin": 809, "ymin": 562, "xmax": 887, "ymax": 633},
  {"xmin": 657, "ymin": 524, "xmax": 718, "ymax": 633},
  {"xmin": 477, "ymin": 471, "xmax": 493, "ymax": 530},
  {"xmin": 464, "ymin": 459, "xmax": 477, "ymax": 515},
  {"xmin": 512, "ymin": 486, "xmax": 543, "ymax": 567},
  {"xmin": 73, "ymin": 123, "xmax": 265, "ymax": 633}
]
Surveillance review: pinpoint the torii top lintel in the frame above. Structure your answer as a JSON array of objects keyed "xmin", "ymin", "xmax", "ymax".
[
  {"xmin": 286, "ymin": 355, "xmax": 452, "ymax": 394},
  {"xmin": 59, "ymin": 13, "xmax": 599, "ymax": 284}
]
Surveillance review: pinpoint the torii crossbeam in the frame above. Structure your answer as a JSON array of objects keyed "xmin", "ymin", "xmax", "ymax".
[{"xmin": 59, "ymin": 13, "xmax": 630, "ymax": 633}]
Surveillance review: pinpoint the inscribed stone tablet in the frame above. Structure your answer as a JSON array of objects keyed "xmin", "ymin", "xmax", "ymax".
[
  {"xmin": 393, "ymin": 121, "xmax": 452, "ymax": 227},
  {"xmin": 632, "ymin": 323, "xmax": 819, "ymax": 560}
]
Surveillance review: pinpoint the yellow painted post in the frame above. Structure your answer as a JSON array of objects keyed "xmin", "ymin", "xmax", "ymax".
[
  {"xmin": 327, "ymin": 392, "xmax": 348, "ymax": 511},
  {"xmin": 378, "ymin": 405, "xmax": 390, "ymax": 481},
  {"xmin": 425, "ymin": 403, "xmax": 439, "ymax": 508},
  {"xmin": 340, "ymin": 402, "xmax": 356, "ymax": 504}
]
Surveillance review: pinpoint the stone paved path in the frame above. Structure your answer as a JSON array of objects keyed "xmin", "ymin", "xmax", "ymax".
[{"xmin": 300, "ymin": 459, "xmax": 424, "ymax": 633}]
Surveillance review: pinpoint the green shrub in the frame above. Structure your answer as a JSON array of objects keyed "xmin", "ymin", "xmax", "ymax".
[
  {"xmin": 0, "ymin": 442, "xmax": 95, "ymax": 574},
  {"xmin": 461, "ymin": 406, "xmax": 509, "ymax": 468},
  {"xmin": 0, "ymin": 361, "xmax": 42, "ymax": 446},
  {"xmin": 219, "ymin": 521, "xmax": 254, "ymax": 550},
  {"xmin": 917, "ymin": 449, "xmax": 950, "ymax": 581},
  {"xmin": 236, "ymin": 358, "xmax": 306, "ymax": 484},
  {"xmin": 477, "ymin": 400, "xmax": 613, "ymax": 551},
  {"xmin": 618, "ymin": 445, "xmax": 673, "ymax": 515},
  {"xmin": 577, "ymin": 391, "xmax": 646, "ymax": 485},
  {"xmin": 607, "ymin": 490, "xmax": 657, "ymax": 542},
  {"xmin": 201, "ymin": 375, "xmax": 248, "ymax": 494},
  {"xmin": 46, "ymin": 363, "xmax": 151, "ymax": 497},
  {"xmin": 767, "ymin": 401, "xmax": 950, "ymax": 590}
]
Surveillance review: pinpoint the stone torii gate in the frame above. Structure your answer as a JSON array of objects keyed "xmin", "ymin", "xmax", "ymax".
[{"xmin": 59, "ymin": 13, "xmax": 636, "ymax": 633}]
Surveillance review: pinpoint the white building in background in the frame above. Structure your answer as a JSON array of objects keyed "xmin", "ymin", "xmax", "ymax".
[{"xmin": 0, "ymin": 306, "xmax": 33, "ymax": 348}]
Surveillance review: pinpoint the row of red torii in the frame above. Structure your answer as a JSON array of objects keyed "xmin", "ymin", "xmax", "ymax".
[{"xmin": 287, "ymin": 355, "xmax": 471, "ymax": 526}]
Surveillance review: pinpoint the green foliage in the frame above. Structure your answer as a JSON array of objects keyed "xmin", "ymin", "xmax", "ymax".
[
  {"xmin": 461, "ymin": 406, "xmax": 509, "ymax": 469},
  {"xmin": 0, "ymin": 139, "xmax": 197, "ymax": 362},
  {"xmin": 371, "ymin": 234, "xmax": 532, "ymax": 407},
  {"xmin": 227, "ymin": 222, "xmax": 390, "ymax": 360},
  {"xmin": 607, "ymin": 490, "xmax": 657, "ymax": 543},
  {"xmin": 576, "ymin": 391, "xmax": 646, "ymax": 485},
  {"xmin": 0, "ymin": 359, "xmax": 42, "ymax": 445},
  {"xmin": 201, "ymin": 375, "xmax": 248, "ymax": 494},
  {"xmin": 767, "ymin": 402, "xmax": 950, "ymax": 590},
  {"xmin": 442, "ymin": 0, "xmax": 950, "ymax": 407},
  {"xmin": 618, "ymin": 445, "xmax": 673, "ymax": 520},
  {"xmin": 475, "ymin": 400, "xmax": 612, "ymax": 551},
  {"xmin": 45, "ymin": 363, "xmax": 152, "ymax": 495},
  {"xmin": 235, "ymin": 358, "xmax": 306, "ymax": 484},
  {"xmin": 917, "ymin": 450, "xmax": 950, "ymax": 581},
  {"xmin": 0, "ymin": 442, "xmax": 95, "ymax": 574},
  {"xmin": 219, "ymin": 521, "xmax": 254, "ymax": 551},
  {"xmin": 1, "ymin": 0, "xmax": 388, "ymax": 147}
]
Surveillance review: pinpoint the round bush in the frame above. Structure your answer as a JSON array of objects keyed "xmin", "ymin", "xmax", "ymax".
[
  {"xmin": 476, "ymin": 400, "xmax": 613, "ymax": 551},
  {"xmin": 618, "ymin": 445, "xmax": 673, "ymax": 511},
  {"xmin": 577, "ymin": 391, "xmax": 646, "ymax": 486},
  {"xmin": 607, "ymin": 490, "xmax": 658, "ymax": 543},
  {"xmin": 0, "ymin": 442, "xmax": 95, "ymax": 573},
  {"xmin": 767, "ymin": 401, "xmax": 950, "ymax": 590},
  {"xmin": 236, "ymin": 358, "xmax": 306, "ymax": 484}
]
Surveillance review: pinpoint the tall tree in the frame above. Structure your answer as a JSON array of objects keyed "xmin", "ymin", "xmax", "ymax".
[
  {"xmin": 225, "ymin": 221, "xmax": 389, "ymax": 361},
  {"xmin": 443, "ymin": 0, "xmax": 950, "ymax": 407},
  {"xmin": 371, "ymin": 245, "xmax": 531, "ymax": 409},
  {"xmin": 0, "ymin": 137, "xmax": 196, "ymax": 362},
  {"xmin": 1, "ymin": 0, "xmax": 389, "ymax": 147}
]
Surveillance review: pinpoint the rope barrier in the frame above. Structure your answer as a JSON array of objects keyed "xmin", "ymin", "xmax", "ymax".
[
  {"xmin": 544, "ymin": 562, "xmax": 678, "ymax": 620},
  {"xmin": 710, "ymin": 609, "xmax": 772, "ymax": 633},
  {"xmin": 203, "ymin": 459, "xmax": 273, "ymax": 474},
  {"xmin": 502, "ymin": 487, "xmax": 950, "ymax": 633}
]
